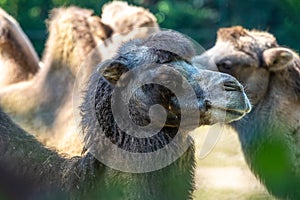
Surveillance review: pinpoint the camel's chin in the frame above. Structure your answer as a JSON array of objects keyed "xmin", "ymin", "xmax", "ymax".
[{"xmin": 224, "ymin": 109, "xmax": 248, "ymax": 123}]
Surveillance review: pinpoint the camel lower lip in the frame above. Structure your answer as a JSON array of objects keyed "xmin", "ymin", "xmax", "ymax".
[
  {"xmin": 212, "ymin": 105, "xmax": 246, "ymax": 115},
  {"xmin": 210, "ymin": 106, "xmax": 247, "ymax": 123},
  {"xmin": 224, "ymin": 109, "xmax": 247, "ymax": 122},
  {"xmin": 225, "ymin": 109, "xmax": 246, "ymax": 116}
]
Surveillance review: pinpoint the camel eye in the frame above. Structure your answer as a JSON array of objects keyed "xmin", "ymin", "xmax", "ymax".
[{"xmin": 216, "ymin": 60, "xmax": 233, "ymax": 71}]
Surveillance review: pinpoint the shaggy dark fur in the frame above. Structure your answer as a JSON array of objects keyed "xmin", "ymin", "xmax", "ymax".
[{"xmin": 80, "ymin": 31, "xmax": 199, "ymax": 199}]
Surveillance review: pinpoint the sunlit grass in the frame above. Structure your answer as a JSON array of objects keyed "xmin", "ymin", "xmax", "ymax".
[{"xmin": 191, "ymin": 126, "xmax": 275, "ymax": 199}]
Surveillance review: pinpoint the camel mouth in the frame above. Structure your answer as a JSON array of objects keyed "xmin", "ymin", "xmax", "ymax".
[
  {"xmin": 161, "ymin": 101, "xmax": 251, "ymax": 127},
  {"xmin": 206, "ymin": 81, "xmax": 252, "ymax": 124},
  {"xmin": 152, "ymin": 105, "xmax": 249, "ymax": 128},
  {"xmin": 225, "ymin": 108, "xmax": 248, "ymax": 120},
  {"xmin": 226, "ymin": 108, "xmax": 248, "ymax": 115},
  {"xmin": 210, "ymin": 104, "xmax": 251, "ymax": 123}
]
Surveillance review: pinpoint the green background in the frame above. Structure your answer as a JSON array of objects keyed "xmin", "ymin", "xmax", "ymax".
[{"xmin": 0, "ymin": 0, "xmax": 299, "ymax": 57}]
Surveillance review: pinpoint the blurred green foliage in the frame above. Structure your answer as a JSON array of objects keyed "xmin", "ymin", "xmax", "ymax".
[{"xmin": 0, "ymin": 0, "xmax": 299, "ymax": 57}]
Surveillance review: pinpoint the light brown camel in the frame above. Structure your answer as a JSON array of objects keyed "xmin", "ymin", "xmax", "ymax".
[
  {"xmin": 101, "ymin": 1, "xmax": 158, "ymax": 34},
  {"xmin": 194, "ymin": 26, "xmax": 300, "ymax": 199},
  {"xmin": 0, "ymin": 8, "xmax": 39, "ymax": 88},
  {"xmin": 0, "ymin": 6, "xmax": 112, "ymax": 156},
  {"xmin": 0, "ymin": 2, "xmax": 158, "ymax": 156}
]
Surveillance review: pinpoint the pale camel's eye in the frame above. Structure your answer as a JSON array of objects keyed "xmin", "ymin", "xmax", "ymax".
[{"xmin": 216, "ymin": 60, "xmax": 233, "ymax": 71}]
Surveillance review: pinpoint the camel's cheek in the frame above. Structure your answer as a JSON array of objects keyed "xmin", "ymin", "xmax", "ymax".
[{"xmin": 234, "ymin": 68, "xmax": 269, "ymax": 105}]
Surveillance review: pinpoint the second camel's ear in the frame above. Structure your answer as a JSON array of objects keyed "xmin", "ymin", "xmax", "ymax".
[
  {"xmin": 263, "ymin": 47, "xmax": 294, "ymax": 71},
  {"xmin": 97, "ymin": 59, "xmax": 129, "ymax": 85}
]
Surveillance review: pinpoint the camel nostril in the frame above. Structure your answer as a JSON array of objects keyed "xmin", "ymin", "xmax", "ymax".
[{"xmin": 224, "ymin": 81, "xmax": 242, "ymax": 92}]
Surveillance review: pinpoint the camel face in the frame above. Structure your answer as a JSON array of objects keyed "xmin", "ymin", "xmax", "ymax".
[
  {"xmin": 194, "ymin": 26, "xmax": 294, "ymax": 105},
  {"xmin": 96, "ymin": 31, "xmax": 251, "ymax": 132},
  {"xmin": 100, "ymin": 60, "xmax": 251, "ymax": 131}
]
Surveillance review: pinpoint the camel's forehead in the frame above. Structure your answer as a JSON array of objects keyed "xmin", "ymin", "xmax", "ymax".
[
  {"xmin": 136, "ymin": 61, "xmax": 199, "ymax": 79},
  {"xmin": 216, "ymin": 26, "xmax": 278, "ymax": 51}
]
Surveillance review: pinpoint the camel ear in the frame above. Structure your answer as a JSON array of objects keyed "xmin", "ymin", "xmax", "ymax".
[
  {"xmin": 97, "ymin": 59, "xmax": 129, "ymax": 85},
  {"xmin": 263, "ymin": 47, "xmax": 293, "ymax": 71}
]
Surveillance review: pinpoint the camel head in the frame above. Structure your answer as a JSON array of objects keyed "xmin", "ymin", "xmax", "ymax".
[
  {"xmin": 193, "ymin": 26, "xmax": 295, "ymax": 105},
  {"xmin": 80, "ymin": 30, "xmax": 251, "ymax": 172},
  {"xmin": 96, "ymin": 30, "xmax": 251, "ymax": 132}
]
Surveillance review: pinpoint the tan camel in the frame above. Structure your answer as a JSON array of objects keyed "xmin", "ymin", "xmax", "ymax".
[
  {"xmin": 194, "ymin": 26, "xmax": 300, "ymax": 199},
  {"xmin": 0, "ymin": 2, "xmax": 158, "ymax": 156},
  {"xmin": 0, "ymin": 8, "xmax": 39, "ymax": 88}
]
